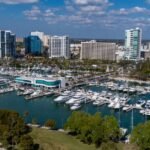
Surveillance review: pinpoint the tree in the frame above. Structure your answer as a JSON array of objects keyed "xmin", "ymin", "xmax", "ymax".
[
  {"xmin": 44, "ymin": 119, "xmax": 56, "ymax": 129},
  {"xmin": 0, "ymin": 110, "xmax": 31, "ymax": 148},
  {"xmin": 20, "ymin": 135, "xmax": 34, "ymax": 150},
  {"xmin": 64, "ymin": 111, "xmax": 89, "ymax": 135},
  {"xmin": 103, "ymin": 116, "xmax": 120, "ymax": 141},
  {"xmin": 131, "ymin": 121, "xmax": 150, "ymax": 150},
  {"xmin": 64, "ymin": 111, "xmax": 120, "ymax": 147}
]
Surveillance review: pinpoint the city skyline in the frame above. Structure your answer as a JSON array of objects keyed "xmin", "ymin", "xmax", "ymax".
[{"xmin": 0, "ymin": 0, "xmax": 150, "ymax": 39}]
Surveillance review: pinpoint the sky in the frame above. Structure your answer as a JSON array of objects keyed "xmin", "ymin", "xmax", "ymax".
[{"xmin": 0, "ymin": 0, "xmax": 150, "ymax": 39}]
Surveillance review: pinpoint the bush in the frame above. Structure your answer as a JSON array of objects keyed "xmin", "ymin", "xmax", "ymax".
[{"xmin": 44, "ymin": 119, "xmax": 56, "ymax": 129}]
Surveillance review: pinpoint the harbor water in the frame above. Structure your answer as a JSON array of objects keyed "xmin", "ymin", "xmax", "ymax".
[{"xmin": 0, "ymin": 85, "xmax": 149, "ymax": 133}]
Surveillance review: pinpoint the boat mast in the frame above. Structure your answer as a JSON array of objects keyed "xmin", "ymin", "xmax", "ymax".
[
  {"xmin": 131, "ymin": 105, "xmax": 134, "ymax": 130},
  {"xmin": 119, "ymin": 97, "xmax": 121, "ymax": 128}
]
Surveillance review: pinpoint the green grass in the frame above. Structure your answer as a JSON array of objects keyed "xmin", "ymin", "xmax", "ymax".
[
  {"xmin": 30, "ymin": 128, "xmax": 97, "ymax": 150},
  {"xmin": 30, "ymin": 128, "xmax": 139, "ymax": 150}
]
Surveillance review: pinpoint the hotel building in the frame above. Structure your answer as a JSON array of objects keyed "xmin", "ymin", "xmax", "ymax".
[{"xmin": 80, "ymin": 40, "xmax": 117, "ymax": 61}]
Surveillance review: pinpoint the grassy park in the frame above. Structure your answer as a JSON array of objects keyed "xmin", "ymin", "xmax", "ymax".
[
  {"xmin": 30, "ymin": 127, "xmax": 97, "ymax": 150},
  {"xmin": 30, "ymin": 127, "xmax": 138, "ymax": 150}
]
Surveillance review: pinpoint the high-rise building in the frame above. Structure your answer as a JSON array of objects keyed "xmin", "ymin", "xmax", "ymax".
[
  {"xmin": 24, "ymin": 35, "xmax": 42, "ymax": 55},
  {"xmin": 31, "ymin": 31, "xmax": 50, "ymax": 46},
  {"xmin": 80, "ymin": 40, "xmax": 117, "ymax": 61},
  {"xmin": 125, "ymin": 27, "xmax": 142, "ymax": 60},
  {"xmin": 0, "ymin": 30, "xmax": 16, "ymax": 58},
  {"xmin": 49, "ymin": 36, "xmax": 70, "ymax": 59}
]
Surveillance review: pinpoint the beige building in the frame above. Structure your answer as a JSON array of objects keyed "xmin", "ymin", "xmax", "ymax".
[{"xmin": 80, "ymin": 40, "xmax": 118, "ymax": 61}]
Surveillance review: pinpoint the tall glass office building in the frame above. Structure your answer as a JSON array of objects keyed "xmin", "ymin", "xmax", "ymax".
[
  {"xmin": 24, "ymin": 35, "xmax": 42, "ymax": 55},
  {"xmin": 0, "ymin": 30, "xmax": 16, "ymax": 58},
  {"xmin": 125, "ymin": 27, "xmax": 142, "ymax": 60}
]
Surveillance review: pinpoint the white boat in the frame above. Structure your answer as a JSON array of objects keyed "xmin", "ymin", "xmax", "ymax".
[
  {"xmin": 31, "ymin": 90, "xmax": 41, "ymax": 96},
  {"xmin": 93, "ymin": 101, "xmax": 100, "ymax": 106},
  {"xmin": 65, "ymin": 98, "xmax": 78, "ymax": 105},
  {"xmin": 140, "ymin": 109, "xmax": 150, "ymax": 116},
  {"xmin": 108, "ymin": 96, "xmax": 119, "ymax": 108},
  {"xmin": 91, "ymin": 93, "xmax": 99, "ymax": 101},
  {"xmin": 61, "ymin": 90, "xmax": 71, "ymax": 96},
  {"xmin": 120, "ymin": 128, "xmax": 128, "ymax": 137},
  {"xmin": 70, "ymin": 104, "xmax": 81, "ymax": 110},
  {"xmin": 54, "ymin": 96, "xmax": 68, "ymax": 103},
  {"xmin": 144, "ymin": 110, "xmax": 150, "ymax": 116},
  {"xmin": 113, "ymin": 102, "xmax": 121, "ymax": 109},
  {"xmin": 122, "ymin": 104, "xmax": 133, "ymax": 112},
  {"xmin": 144, "ymin": 101, "xmax": 150, "ymax": 109},
  {"xmin": 135, "ymin": 100, "xmax": 145, "ymax": 109},
  {"xmin": 129, "ymin": 87, "xmax": 136, "ymax": 93}
]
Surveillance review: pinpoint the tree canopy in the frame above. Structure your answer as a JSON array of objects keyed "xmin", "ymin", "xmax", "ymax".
[
  {"xmin": 131, "ymin": 121, "xmax": 150, "ymax": 150},
  {"xmin": 0, "ymin": 110, "xmax": 34, "ymax": 149},
  {"xmin": 64, "ymin": 111, "xmax": 120, "ymax": 147}
]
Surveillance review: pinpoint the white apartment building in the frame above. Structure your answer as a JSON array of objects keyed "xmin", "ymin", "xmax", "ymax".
[
  {"xmin": 125, "ymin": 27, "xmax": 142, "ymax": 60},
  {"xmin": 80, "ymin": 40, "xmax": 117, "ymax": 61},
  {"xmin": 49, "ymin": 36, "xmax": 70, "ymax": 59}
]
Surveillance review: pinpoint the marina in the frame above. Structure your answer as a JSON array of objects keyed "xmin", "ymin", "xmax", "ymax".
[
  {"xmin": 0, "ymin": 78, "xmax": 150, "ymax": 133},
  {"xmin": 1, "ymin": 67, "xmax": 150, "ymax": 133}
]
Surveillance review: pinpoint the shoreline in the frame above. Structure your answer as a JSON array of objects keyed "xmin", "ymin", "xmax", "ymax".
[{"xmin": 109, "ymin": 77, "xmax": 150, "ymax": 84}]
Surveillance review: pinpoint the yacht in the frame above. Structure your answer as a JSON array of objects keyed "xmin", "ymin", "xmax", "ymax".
[
  {"xmin": 113, "ymin": 102, "xmax": 121, "ymax": 109},
  {"xmin": 108, "ymin": 96, "xmax": 119, "ymax": 108},
  {"xmin": 140, "ymin": 109, "xmax": 150, "ymax": 116},
  {"xmin": 145, "ymin": 100, "xmax": 150, "ymax": 109},
  {"xmin": 70, "ymin": 103, "xmax": 81, "ymax": 110},
  {"xmin": 0, "ymin": 78, "xmax": 7, "ymax": 85},
  {"xmin": 129, "ymin": 87, "xmax": 136, "ymax": 93},
  {"xmin": 122, "ymin": 104, "xmax": 133, "ymax": 112},
  {"xmin": 65, "ymin": 98, "xmax": 78, "ymax": 105},
  {"xmin": 61, "ymin": 90, "xmax": 72, "ymax": 96},
  {"xmin": 135, "ymin": 100, "xmax": 145, "ymax": 109},
  {"xmin": 91, "ymin": 92, "xmax": 99, "ymax": 101},
  {"xmin": 54, "ymin": 96, "xmax": 69, "ymax": 103},
  {"xmin": 93, "ymin": 101, "xmax": 100, "ymax": 106}
]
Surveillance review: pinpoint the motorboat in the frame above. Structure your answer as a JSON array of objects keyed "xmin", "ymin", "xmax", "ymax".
[
  {"xmin": 65, "ymin": 98, "xmax": 78, "ymax": 105},
  {"xmin": 135, "ymin": 100, "xmax": 145, "ymax": 109},
  {"xmin": 70, "ymin": 103, "xmax": 81, "ymax": 110},
  {"xmin": 122, "ymin": 104, "xmax": 133, "ymax": 112},
  {"xmin": 54, "ymin": 96, "xmax": 69, "ymax": 103}
]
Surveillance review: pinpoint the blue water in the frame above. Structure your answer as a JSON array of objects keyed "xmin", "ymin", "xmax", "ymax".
[{"xmin": 0, "ymin": 85, "xmax": 149, "ymax": 133}]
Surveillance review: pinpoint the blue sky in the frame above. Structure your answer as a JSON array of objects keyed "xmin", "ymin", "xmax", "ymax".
[{"xmin": 0, "ymin": 0, "xmax": 150, "ymax": 39}]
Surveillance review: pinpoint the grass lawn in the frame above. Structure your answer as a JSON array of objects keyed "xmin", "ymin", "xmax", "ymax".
[
  {"xmin": 30, "ymin": 127, "xmax": 139, "ymax": 150},
  {"xmin": 30, "ymin": 127, "xmax": 97, "ymax": 150}
]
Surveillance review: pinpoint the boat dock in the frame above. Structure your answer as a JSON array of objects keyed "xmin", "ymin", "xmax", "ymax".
[{"xmin": 0, "ymin": 88, "xmax": 14, "ymax": 94}]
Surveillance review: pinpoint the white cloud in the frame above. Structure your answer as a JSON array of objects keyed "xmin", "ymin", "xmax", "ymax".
[
  {"xmin": 44, "ymin": 9, "xmax": 55, "ymax": 17},
  {"xmin": 0, "ymin": 0, "xmax": 38, "ymax": 4},
  {"xmin": 23, "ymin": 6, "xmax": 41, "ymax": 20},
  {"xmin": 22, "ymin": 1, "xmax": 150, "ymax": 30},
  {"xmin": 110, "ymin": 6, "xmax": 149, "ymax": 15},
  {"xmin": 73, "ymin": 0, "xmax": 109, "ymax": 5}
]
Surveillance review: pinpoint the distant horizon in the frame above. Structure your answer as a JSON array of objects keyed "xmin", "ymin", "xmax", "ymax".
[{"xmin": 16, "ymin": 36, "xmax": 150, "ymax": 42}]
